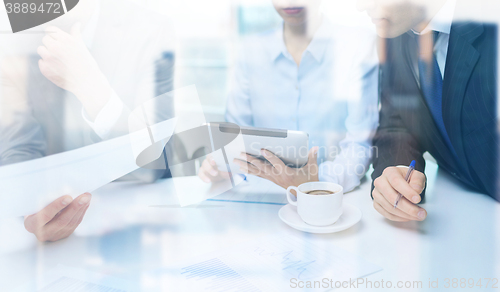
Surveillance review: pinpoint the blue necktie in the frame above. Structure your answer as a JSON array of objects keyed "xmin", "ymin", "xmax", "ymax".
[{"xmin": 418, "ymin": 31, "xmax": 458, "ymax": 158}]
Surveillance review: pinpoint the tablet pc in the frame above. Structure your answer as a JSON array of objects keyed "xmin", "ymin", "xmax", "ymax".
[{"xmin": 209, "ymin": 123, "xmax": 309, "ymax": 169}]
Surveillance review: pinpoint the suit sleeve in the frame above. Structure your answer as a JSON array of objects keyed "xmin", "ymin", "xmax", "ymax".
[
  {"xmin": 371, "ymin": 68, "xmax": 427, "ymax": 199},
  {"xmin": 0, "ymin": 56, "xmax": 46, "ymax": 166}
]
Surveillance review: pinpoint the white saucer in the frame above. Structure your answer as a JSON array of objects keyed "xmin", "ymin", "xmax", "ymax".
[{"xmin": 278, "ymin": 203, "xmax": 362, "ymax": 234}]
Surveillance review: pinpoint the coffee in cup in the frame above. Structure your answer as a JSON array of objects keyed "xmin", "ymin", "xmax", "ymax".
[
  {"xmin": 286, "ymin": 182, "xmax": 343, "ymax": 226},
  {"xmin": 305, "ymin": 190, "xmax": 335, "ymax": 195}
]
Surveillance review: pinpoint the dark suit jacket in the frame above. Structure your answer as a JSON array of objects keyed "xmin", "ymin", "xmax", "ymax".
[{"xmin": 372, "ymin": 19, "xmax": 499, "ymax": 201}]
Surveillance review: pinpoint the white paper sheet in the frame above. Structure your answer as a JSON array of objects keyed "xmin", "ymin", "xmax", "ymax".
[
  {"xmin": 171, "ymin": 173, "xmax": 244, "ymax": 207},
  {"xmin": 177, "ymin": 233, "xmax": 382, "ymax": 292},
  {"xmin": 0, "ymin": 84, "xmax": 250, "ymax": 218},
  {"xmin": 0, "ymin": 117, "xmax": 177, "ymax": 219},
  {"xmin": 208, "ymin": 175, "xmax": 288, "ymax": 205}
]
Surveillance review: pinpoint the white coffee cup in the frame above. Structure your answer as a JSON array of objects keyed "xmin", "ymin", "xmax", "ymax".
[{"xmin": 286, "ymin": 182, "xmax": 343, "ymax": 226}]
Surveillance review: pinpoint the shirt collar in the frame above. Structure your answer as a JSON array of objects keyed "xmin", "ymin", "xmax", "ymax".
[
  {"xmin": 412, "ymin": 0, "xmax": 456, "ymax": 36},
  {"xmin": 269, "ymin": 17, "xmax": 332, "ymax": 63},
  {"xmin": 269, "ymin": 24, "xmax": 286, "ymax": 62},
  {"xmin": 306, "ymin": 19, "xmax": 332, "ymax": 63}
]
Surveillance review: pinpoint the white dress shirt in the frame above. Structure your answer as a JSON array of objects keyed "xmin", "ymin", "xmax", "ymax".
[
  {"xmin": 412, "ymin": 0, "xmax": 456, "ymax": 79},
  {"xmin": 226, "ymin": 19, "xmax": 379, "ymax": 192},
  {"xmin": 79, "ymin": 2, "xmax": 124, "ymax": 140}
]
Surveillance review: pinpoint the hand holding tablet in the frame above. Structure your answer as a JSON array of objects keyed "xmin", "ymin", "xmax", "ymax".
[
  {"xmin": 235, "ymin": 147, "xmax": 319, "ymax": 190},
  {"xmin": 198, "ymin": 123, "xmax": 318, "ymax": 190}
]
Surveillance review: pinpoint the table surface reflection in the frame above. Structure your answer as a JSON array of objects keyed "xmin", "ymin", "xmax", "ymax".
[{"xmin": 0, "ymin": 161, "xmax": 499, "ymax": 291}]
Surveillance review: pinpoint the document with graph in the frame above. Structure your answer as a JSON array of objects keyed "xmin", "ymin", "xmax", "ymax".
[{"xmin": 177, "ymin": 233, "xmax": 382, "ymax": 292}]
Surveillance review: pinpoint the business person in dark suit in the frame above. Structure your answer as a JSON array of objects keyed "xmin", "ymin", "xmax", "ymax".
[{"xmin": 356, "ymin": 0, "xmax": 498, "ymax": 221}]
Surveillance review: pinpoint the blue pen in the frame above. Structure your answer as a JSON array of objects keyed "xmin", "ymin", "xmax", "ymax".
[{"xmin": 393, "ymin": 160, "xmax": 416, "ymax": 209}]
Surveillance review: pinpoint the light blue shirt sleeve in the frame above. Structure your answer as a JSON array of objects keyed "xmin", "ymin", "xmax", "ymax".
[
  {"xmin": 225, "ymin": 46, "xmax": 253, "ymax": 127},
  {"xmin": 318, "ymin": 32, "xmax": 379, "ymax": 192}
]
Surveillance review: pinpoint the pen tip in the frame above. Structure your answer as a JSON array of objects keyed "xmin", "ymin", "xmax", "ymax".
[{"xmin": 410, "ymin": 160, "xmax": 416, "ymax": 168}]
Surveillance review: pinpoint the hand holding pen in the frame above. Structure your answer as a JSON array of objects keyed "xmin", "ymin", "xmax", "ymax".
[
  {"xmin": 394, "ymin": 160, "xmax": 416, "ymax": 209},
  {"xmin": 372, "ymin": 161, "xmax": 427, "ymax": 222}
]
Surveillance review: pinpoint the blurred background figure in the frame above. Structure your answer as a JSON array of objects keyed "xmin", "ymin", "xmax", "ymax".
[
  {"xmin": 0, "ymin": 0, "xmax": 175, "ymax": 241},
  {"xmin": 198, "ymin": 0, "xmax": 379, "ymax": 192}
]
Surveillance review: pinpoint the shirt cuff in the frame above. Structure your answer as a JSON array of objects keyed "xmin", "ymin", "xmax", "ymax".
[
  {"xmin": 82, "ymin": 91, "xmax": 124, "ymax": 140},
  {"xmin": 318, "ymin": 160, "xmax": 365, "ymax": 193},
  {"xmin": 318, "ymin": 162, "xmax": 340, "ymax": 184}
]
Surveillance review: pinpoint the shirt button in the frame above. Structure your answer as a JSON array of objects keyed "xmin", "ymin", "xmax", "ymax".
[{"xmin": 295, "ymin": 85, "xmax": 299, "ymax": 90}]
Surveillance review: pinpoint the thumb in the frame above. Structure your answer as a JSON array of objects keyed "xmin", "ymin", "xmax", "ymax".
[{"xmin": 71, "ymin": 22, "xmax": 82, "ymax": 38}]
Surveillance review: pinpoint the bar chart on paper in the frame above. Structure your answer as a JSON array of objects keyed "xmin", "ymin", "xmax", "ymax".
[
  {"xmin": 182, "ymin": 258, "xmax": 261, "ymax": 292},
  {"xmin": 179, "ymin": 234, "xmax": 382, "ymax": 292}
]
